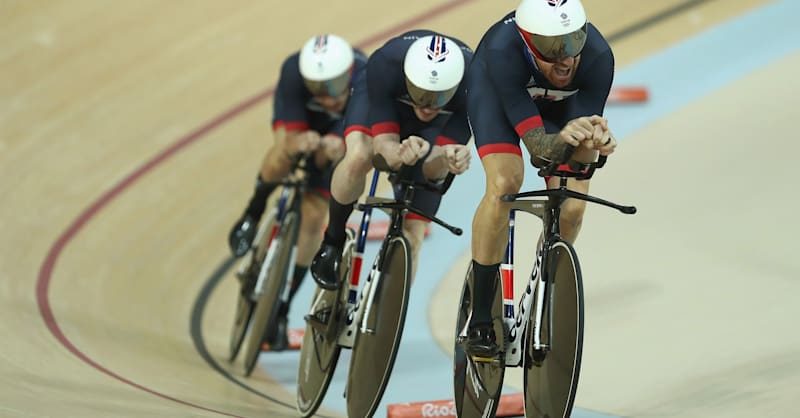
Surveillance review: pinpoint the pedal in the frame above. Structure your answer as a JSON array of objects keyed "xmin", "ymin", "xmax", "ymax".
[
  {"xmin": 470, "ymin": 354, "xmax": 502, "ymax": 364},
  {"xmin": 303, "ymin": 311, "xmax": 330, "ymax": 333},
  {"xmin": 470, "ymin": 355, "xmax": 495, "ymax": 363}
]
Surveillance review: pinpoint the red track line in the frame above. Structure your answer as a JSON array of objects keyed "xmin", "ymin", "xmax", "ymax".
[{"xmin": 34, "ymin": 0, "xmax": 475, "ymax": 416}]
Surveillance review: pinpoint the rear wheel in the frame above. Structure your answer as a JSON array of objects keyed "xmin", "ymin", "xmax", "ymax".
[
  {"xmin": 453, "ymin": 264, "xmax": 505, "ymax": 418},
  {"xmin": 242, "ymin": 210, "xmax": 300, "ymax": 376},
  {"xmin": 346, "ymin": 236, "xmax": 411, "ymax": 418},
  {"xmin": 296, "ymin": 229, "xmax": 355, "ymax": 417},
  {"xmin": 523, "ymin": 240, "xmax": 584, "ymax": 418}
]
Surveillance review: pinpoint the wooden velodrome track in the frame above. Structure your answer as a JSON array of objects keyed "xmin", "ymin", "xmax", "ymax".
[{"xmin": 3, "ymin": 1, "xmax": 798, "ymax": 417}]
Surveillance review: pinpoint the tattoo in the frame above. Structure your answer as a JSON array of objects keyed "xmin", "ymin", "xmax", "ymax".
[{"xmin": 521, "ymin": 127, "xmax": 572, "ymax": 166}]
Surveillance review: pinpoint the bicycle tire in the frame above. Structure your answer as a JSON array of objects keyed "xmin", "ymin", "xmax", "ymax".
[
  {"xmin": 295, "ymin": 228, "xmax": 356, "ymax": 417},
  {"xmin": 242, "ymin": 210, "xmax": 300, "ymax": 376},
  {"xmin": 228, "ymin": 209, "xmax": 278, "ymax": 362},
  {"xmin": 346, "ymin": 235, "xmax": 411, "ymax": 418},
  {"xmin": 453, "ymin": 263, "xmax": 506, "ymax": 418},
  {"xmin": 523, "ymin": 240, "xmax": 584, "ymax": 418}
]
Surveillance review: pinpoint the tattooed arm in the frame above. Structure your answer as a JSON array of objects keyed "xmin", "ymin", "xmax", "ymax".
[
  {"xmin": 521, "ymin": 115, "xmax": 610, "ymax": 167},
  {"xmin": 521, "ymin": 127, "xmax": 573, "ymax": 167}
]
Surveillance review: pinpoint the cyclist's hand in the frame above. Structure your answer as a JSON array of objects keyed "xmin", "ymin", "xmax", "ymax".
[
  {"xmin": 593, "ymin": 125, "xmax": 617, "ymax": 156},
  {"xmin": 444, "ymin": 144, "xmax": 471, "ymax": 174},
  {"xmin": 399, "ymin": 136, "xmax": 430, "ymax": 166},
  {"xmin": 297, "ymin": 130, "xmax": 321, "ymax": 154},
  {"xmin": 582, "ymin": 117, "xmax": 616, "ymax": 156},
  {"xmin": 319, "ymin": 134, "xmax": 345, "ymax": 162},
  {"xmin": 559, "ymin": 115, "xmax": 606, "ymax": 147}
]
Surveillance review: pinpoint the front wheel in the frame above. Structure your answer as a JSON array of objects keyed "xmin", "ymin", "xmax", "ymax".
[
  {"xmin": 346, "ymin": 235, "xmax": 411, "ymax": 418},
  {"xmin": 453, "ymin": 263, "xmax": 505, "ymax": 418},
  {"xmin": 242, "ymin": 210, "xmax": 300, "ymax": 376},
  {"xmin": 523, "ymin": 240, "xmax": 584, "ymax": 418},
  {"xmin": 228, "ymin": 209, "xmax": 278, "ymax": 362}
]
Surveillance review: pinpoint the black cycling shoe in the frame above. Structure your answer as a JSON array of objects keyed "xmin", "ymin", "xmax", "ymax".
[
  {"xmin": 265, "ymin": 314, "xmax": 289, "ymax": 351},
  {"xmin": 228, "ymin": 214, "xmax": 258, "ymax": 257},
  {"xmin": 465, "ymin": 322, "xmax": 500, "ymax": 361},
  {"xmin": 310, "ymin": 243, "xmax": 342, "ymax": 290}
]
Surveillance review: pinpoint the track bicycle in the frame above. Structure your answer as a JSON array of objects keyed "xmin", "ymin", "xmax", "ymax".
[
  {"xmin": 297, "ymin": 165, "xmax": 462, "ymax": 418},
  {"xmin": 227, "ymin": 154, "xmax": 311, "ymax": 376},
  {"xmin": 453, "ymin": 156, "xmax": 636, "ymax": 418}
]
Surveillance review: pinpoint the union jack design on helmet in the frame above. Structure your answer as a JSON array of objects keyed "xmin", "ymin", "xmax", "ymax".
[
  {"xmin": 404, "ymin": 34, "xmax": 465, "ymax": 109},
  {"xmin": 426, "ymin": 35, "xmax": 450, "ymax": 63}
]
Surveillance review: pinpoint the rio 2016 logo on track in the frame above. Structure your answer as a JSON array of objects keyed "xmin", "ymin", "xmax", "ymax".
[{"xmin": 420, "ymin": 401, "xmax": 456, "ymax": 417}]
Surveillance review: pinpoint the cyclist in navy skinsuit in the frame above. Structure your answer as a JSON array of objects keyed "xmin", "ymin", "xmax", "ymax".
[
  {"xmin": 465, "ymin": 0, "xmax": 619, "ymax": 359},
  {"xmin": 227, "ymin": 34, "xmax": 367, "ymax": 350},
  {"xmin": 310, "ymin": 30, "xmax": 474, "ymax": 290}
]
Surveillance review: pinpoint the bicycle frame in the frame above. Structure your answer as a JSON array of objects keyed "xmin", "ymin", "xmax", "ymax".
[
  {"xmin": 246, "ymin": 157, "xmax": 309, "ymax": 301},
  {"xmin": 337, "ymin": 168, "xmax": 461, "ymax": 348},
  {"xmin": 501, "ymin": 158, "xmax": 637, "ymax": 366},
  {"xmin": 501, "ymin": 198, "xmax": 549, "ymax": 367},
  {"xmin": 337, "ymin": 170, "xmax": 381, "ymax": 348}
]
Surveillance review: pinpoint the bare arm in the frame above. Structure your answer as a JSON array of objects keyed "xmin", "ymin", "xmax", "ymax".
[
  {"xmin": 423, "ymin": 143, "xmax": 471, "ymax": 180},
  {"xmin": 373, "ymin": 133, "xmax": 403, "ymax": 169},
  {"xmin": 422, "ymin": 145, "xmax": 448, "ymax": 180}
]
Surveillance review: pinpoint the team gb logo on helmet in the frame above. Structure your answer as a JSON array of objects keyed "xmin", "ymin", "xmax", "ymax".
[{"xmin": 425, "ymin": 36, "xmax": 449, "ymax": 83}]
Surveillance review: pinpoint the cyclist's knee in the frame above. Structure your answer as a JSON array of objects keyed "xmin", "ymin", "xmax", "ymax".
[
  {"xmin": 560, "ymin": 200, "xmax": 587, "ymax": 240},
  {"xmin": 260, "ymin": 146, "xmax": 292, "ymax": 179},
  {"xmin": 486, "ymin": 171, "xmax": 522, "ymax": 202},
  {"xmin": 301, "ymin": 195, "xmax": 328, "ymax": 233},
  {"xmin": 340, "ymin": 147, "xmax": 372, "ymax": 177},
  {"xmin": 402, "ymin": 219, "xmax": 427, "ymax": 258}
]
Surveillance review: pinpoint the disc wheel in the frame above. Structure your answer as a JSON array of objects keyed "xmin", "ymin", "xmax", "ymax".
[
  {"xmin": 228, "ymin": 210, "xmax": 277, "ymax": 361},
  {"xmin": 523, "ymin": 240, "xmax": 584, "ymax": 418},
  {"xmin": 242, "ymin": 210, "xmax": 300, "ymax": 376},
  {"xmin": 345, "ymin": 236, "xmax": 411, "ymax": 418}
]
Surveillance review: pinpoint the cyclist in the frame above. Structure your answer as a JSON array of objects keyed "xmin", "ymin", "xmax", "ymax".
[
  {"xmin": 227, "ymin": 34, "xmax": 366, "ymax": 349},
  {"xmin": 465, "ymin": 0, "xmax": 618, "ymax": 359},
  {"xmin": 310, "ymin": 31, "xmax": 473, "ymax": 290}
]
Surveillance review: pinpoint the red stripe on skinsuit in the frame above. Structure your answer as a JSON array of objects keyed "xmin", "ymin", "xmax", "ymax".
[
  {"xmin": 514, "ymin": 115, "xmax": 543, "ymax": 137},
  {"xmin": 477, "ymin": 143, "xmax": 522, "ymax": 159}
]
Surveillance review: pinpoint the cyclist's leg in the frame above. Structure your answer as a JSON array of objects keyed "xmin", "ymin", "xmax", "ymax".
[
  {"xmin": 229, "ymin": 129, "xmax": 294, "ymax": 256},
  {"xmin": 326, "ymin": 130, "xmax": 373, "ymax": 244},
  {"xmin": 311, "ymin": 130, "xmax": 373, "ymax": 288},
  {"xmin": 290, "ymin": 190, "xmax": 328, "ymax": 307},
  {"xmin": 466, "ymin": 62, "xmax": 526, "ymax": 352},
  {"xmin": 262, "ymin": 189, "xmax": 328, "ymax": 349},
  {"xmin": 470, "ymin": 153, "xmax": 523, "ymax": 315},
  {"xmin": 401, "ymin": 217, "xmax": 428, "ymax": 286}
]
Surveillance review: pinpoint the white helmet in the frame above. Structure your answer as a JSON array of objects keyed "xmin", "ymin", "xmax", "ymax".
[
  {"xmin": 515, "ymin": 0, "xmax": 588, "ymax": 62},
  {"xmin": 299, "ymin": 34, "xmax": 355, "ymax": 96},
  {"xmin": 403, "ymin": 35, "xmax": 465, "ymax": 108}
]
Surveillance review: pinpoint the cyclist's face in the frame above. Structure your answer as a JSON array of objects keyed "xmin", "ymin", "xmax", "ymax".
[
  {"xmin": 314, "ymin": 91, "xmax": 349, "ymax": 113},
  {"xmin": 535, "ymin": 55, "xmax": 581, "ymax": 89},
  {"xmin": 413, "ymin": 105, "xmax": 440, "ymax": 122}
]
